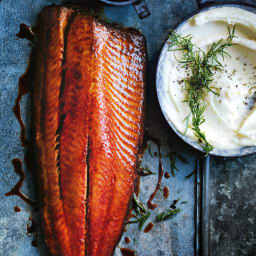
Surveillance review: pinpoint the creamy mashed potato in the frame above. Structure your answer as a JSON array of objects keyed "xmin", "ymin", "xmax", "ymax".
[{"xmin": 164, "ymin": 7, "xmax": 256, "ymax": 149}]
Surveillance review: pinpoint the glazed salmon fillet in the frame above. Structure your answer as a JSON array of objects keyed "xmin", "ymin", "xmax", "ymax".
[
  {"xmin": 32, "ymin": 5, "xmax": 146, "ymax": 256},
  {"xmin": 33, "ymin": 7, "xmax": 73, "ymax": 255}
]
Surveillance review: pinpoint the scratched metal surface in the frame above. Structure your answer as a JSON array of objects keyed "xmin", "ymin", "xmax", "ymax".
[{"xmin": 0, "ymin": 0, "xmax": 198, "ymax": 256}]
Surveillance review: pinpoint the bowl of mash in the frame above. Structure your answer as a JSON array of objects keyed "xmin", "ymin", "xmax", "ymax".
[{"xmin": 156, "ymin": 4, "xmax": 256, "ymax": 157}]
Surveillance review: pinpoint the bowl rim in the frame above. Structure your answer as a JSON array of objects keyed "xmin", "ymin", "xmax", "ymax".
[
  {"xmin": 156, "ymin": 2, "xmax": 256, "ymax": 157},
  {"xmin": 99, "ymin": 0, "xmax": 136, "ymax": 6}
]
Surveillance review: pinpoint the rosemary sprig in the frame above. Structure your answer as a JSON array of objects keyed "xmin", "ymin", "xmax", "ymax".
[
  {"xmin": 155, "ymin": 208, "xmax": 181, "ymax": 222},
  {"xmin": 168, "ymin": 26, "xmax": 236, "ymax": 155},
  {"xmin": 128, "ymin": 194, "xmax": 150, "ymax": 230}
]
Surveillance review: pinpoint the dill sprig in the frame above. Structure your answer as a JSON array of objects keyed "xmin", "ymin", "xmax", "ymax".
[
  {"xmin": 168, "ymin": 26, "xmax": 236, "ymax": 155},
  {"xmin": 161, "ymin": 152, "xmax": 188, "ymax": 176},
  {"xmin": 127, "ymin": 194, "xmax": 150, "ymax": 230},
  {"xmin": 155, "ymin": 208, "xmax": 181, "ymax": 222},
  {"xmin": 168, "ymin": 151, "xmax": 188, "ymax": 176}
]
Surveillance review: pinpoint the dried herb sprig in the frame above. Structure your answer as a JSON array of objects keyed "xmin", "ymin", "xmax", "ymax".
[
  {"xmin": 168, "ymin": 26, "xmax": 236, "ymax": 155},
  {"xmin": 128, "ymin": 194, "xmax": 150, "ymax": 230},
  {"xmin": 137, "ymin": 167, "xmax": 156, "ymax": 176}
]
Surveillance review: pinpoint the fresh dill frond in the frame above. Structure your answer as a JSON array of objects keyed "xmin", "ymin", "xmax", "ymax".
[
  {"xmin": 169, "ymin": 152, "xmax": 178, "ymax": 176},
  {"xmin": 155, "ymin": 208, "xmax": 181, "ymax": 222},
  {"xmin": 168, "ymin": 26, "xmax": 236, "ymax": 155},
  {"xmin": 163, "ymin": 152, "xmax": 188, "ymax": 177},
  {"xmin": 128, "ymin": 194, "xmax": 150, "ymax": 230}
]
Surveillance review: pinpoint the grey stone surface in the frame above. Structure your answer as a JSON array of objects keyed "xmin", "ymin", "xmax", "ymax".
[{"xmin": 210, "ymin": 155, "xmax": 256, "ymax": 256}]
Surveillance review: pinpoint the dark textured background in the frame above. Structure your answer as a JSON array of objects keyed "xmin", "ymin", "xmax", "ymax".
[
  {"xmin": 210, "ymin": 155, "xmax": 256, "ymax": 256},
  {"xmin": 0, "ymin": 0, "xmax": 255, "ymax": 255}
]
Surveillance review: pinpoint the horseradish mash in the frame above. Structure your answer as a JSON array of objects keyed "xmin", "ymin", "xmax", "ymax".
[{"xmin": 164, "ymin": 7, "xmax": 256, "ymax": 149}]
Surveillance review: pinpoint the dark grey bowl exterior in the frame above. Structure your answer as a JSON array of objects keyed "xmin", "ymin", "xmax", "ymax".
[{"xmin": 156, "ymin": 2, "xmax": 256, "ymax": 157}]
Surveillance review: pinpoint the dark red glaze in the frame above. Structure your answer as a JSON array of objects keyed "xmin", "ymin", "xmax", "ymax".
[
  {"xmin": 135, "ymin": 175, "xmax": 141, "ymax": 197},
  {"xmin": 14, "ymin": 206, "xmax": 21, "ymax": 212},
  {"xmin": 27, "ymin": 216, "xmax": 38, "ymax": 234},
  {"xmin": 31, "ymin": 6, "xmax": 146, "ymax": 256},
  {"xmin": 16, "ymin": 24, "xmax": 35, "ymax": 41},
  {"xmin": 163, "ymin": 186, "xmax": 169, "ymax": 199},
  {"xmin": 142, "ymin": 130, "xmax": 165, "ymax": 210},
  {"xmin": 14, "ymin": 24, "xmax": 37, "ymax": 188},
  {"xmin": 27, "ymin": 217, "xmax": 38, "ymax": 248},
  {"xmin": 13, "ymin": 23, "xmax": 37, "ymax": 146},
  {"xmin": 31, "ymin": 239, "xmax": 38, "ymax": 247},
  {"xmin": 164, "ymin": 172, "xmax": 170, "ymax": 179},
  {"xmin": 5, "ymin": 159, "xmax": 35, "ymax": 207},
  {"xmin": 124, "ymin": 237, "xmax": 130, "ymax": 244},
  {"xmin": 13, "ymin": 69, "xmax": 31, "ymax": 146},
  {"xmin": 120, "ymin": 248, "xmax": 136, "ymax": 256},
  {"xmin": 143, "ymin": 222, "xmax": 154, "ymax": 233},
  {"xmin": 147, "ymin": 158, "xmax": 164, "ymax": 210}
]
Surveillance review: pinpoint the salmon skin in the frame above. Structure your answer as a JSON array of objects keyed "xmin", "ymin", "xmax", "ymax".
[{"xmin": 32, "ymin": 5, "xmax": 146, "ymax": 256}]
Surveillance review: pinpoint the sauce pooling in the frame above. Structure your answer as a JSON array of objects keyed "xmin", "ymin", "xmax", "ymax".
[{"xmin": 5, "ymin": 159, "xmax": 36, "ymax": 207}]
